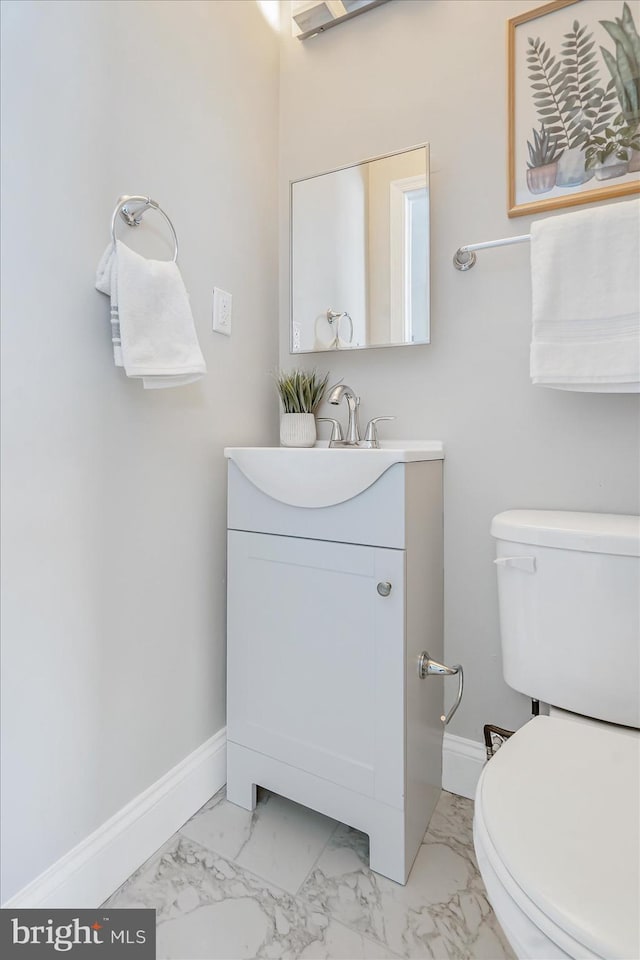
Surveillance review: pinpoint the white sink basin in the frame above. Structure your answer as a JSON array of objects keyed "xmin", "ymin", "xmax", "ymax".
[{"xmin": 224, "ymin": 441, "xmax": 444, "ymax": 508}]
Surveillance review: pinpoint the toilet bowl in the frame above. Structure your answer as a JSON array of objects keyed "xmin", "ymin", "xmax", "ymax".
[
  {"xmin": 477, "ymin": 510, "xmax": 640, "ymax": 960},
  {"xmin": 474, "ymin": 715, "xmax": 639, "ymax": 960}
]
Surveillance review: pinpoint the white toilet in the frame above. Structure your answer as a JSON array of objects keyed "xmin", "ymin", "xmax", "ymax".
[{"xmin": 474, "ymin": 510, "xmax": 640, "ymax": 960}]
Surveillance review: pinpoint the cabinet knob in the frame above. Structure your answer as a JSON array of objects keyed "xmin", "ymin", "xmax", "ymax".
[{"xmin": 376, "ymin": 581, "xmax": 392, "ymax": 597}]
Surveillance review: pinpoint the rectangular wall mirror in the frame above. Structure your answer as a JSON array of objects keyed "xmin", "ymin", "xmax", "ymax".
[{"xmin": 290, "ymin": 144, "xmax": 430, "ymax": 354}]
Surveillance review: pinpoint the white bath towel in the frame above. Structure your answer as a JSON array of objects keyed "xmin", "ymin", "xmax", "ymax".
[
  {"xmin": 95, "ymin": 240, "xmax": 206, "ymax": 389},
  {"xmin": 530, "ymin": 198, "xmax": 640, "ymax": 392}
]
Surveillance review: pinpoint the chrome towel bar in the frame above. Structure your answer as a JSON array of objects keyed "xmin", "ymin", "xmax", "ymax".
[
  {"xmin": 453, "ymin": 233, "xmax": 531, "ymax": 271},
  {"xmin": 110, "ymin": 195, "xmax": 179, "ymax": 262}
]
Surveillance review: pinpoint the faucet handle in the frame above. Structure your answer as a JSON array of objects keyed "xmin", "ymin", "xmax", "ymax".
[
  {"xmin": 364, "ymin": 417, "xmax": 395, "ymax": 447},
  {"xmin": 316, "ymin": 418, "xmax": 344, "ymax": 445}
]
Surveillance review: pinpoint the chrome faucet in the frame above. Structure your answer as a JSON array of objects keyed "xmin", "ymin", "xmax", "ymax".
[
  {"xmin": 328, "ymin": 383, "xmax": 361, "ymax": 445},
  {"xmin": 324, "ymin": 383, "xmax": 396, "ymax": 448}
]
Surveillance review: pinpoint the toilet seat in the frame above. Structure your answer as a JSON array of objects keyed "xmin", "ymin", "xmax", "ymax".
[{"xmin": 473, "ymin": 716, "xmax": 640, "ymax": 960}]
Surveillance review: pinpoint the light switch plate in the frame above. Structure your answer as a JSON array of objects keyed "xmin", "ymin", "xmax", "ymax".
[{"xmin": 213, "ymin": 288, "xmax": 232, "ymax": 336}]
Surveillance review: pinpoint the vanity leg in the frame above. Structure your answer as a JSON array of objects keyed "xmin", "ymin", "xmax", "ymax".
[
  {"xmin": 226, "ymin": 778, "xmax": 257, "ymax": 810},
  {"xmin": 226, "ymin": 743, "xmax": 257, "ymax": 810},
  {"xmin": 368, "ymin": 809, "xmax": 408, "ymax": 885}
]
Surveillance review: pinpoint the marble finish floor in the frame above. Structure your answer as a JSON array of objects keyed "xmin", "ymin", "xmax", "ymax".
[{"xmin": 104, "ymin": 788, "xmax": 514, "ymax": 960}]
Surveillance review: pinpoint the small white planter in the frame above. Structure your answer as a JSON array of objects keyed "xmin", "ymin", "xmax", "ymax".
[
  {"xmin": 280, "ymin": 413, "xmax": 316, "ymax": 448},
  {"xmin": 594, "ymin": 157, "xmax": 629, "ymax": 181}
]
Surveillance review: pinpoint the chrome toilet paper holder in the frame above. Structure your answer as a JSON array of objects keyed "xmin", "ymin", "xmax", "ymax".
[{"xmin": 418, "ymin": 652, "xmax": 464, "ymax": 725}]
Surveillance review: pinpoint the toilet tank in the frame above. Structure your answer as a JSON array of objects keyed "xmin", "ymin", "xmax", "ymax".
[{"xmin": 491, "ymin": 510, "xmax": 640, "ymax": 728}]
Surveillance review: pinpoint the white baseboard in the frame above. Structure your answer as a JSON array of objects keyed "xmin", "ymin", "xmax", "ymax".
[
  {"xmin": 2, "ymin": 727, "xmax": 227, "ymax": 910},
  {"xmin": 3, "ymin": 727, "xmax": 484, "ymax": 907},
  {"xmin": 442, "ymin": 732, "xmax": 486, "ymax": 800}
]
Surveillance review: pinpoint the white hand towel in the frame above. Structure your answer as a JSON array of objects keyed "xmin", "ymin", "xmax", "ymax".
[
  {"xmin": 95, "ymin": 240, "xmax": 206, "ymax": 389},
  {"xmin": 95, "ymin": 241, "xmax": 123, "ymax": 366},
  {"xmin": 530, "ymin": 198, "xmax": 640, "ymax": 392}
]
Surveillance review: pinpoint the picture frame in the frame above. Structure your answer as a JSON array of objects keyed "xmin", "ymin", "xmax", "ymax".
[{"xmin": 507, "ymin": 0, "xmax": 640, "ymax": 217}]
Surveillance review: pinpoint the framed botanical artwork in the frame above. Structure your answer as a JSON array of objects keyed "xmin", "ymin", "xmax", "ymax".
[{"xmin": 508, "ymin": 0, "xmax": 640, "ymax": 217}]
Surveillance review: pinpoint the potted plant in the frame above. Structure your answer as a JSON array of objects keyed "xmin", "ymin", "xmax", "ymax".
[
  {"xmin": 526, "ymin": 22, "xmax": 617, "ymax": 187},
  {"xmin": 600, "ymin": 3, "xmax": 640, "ymax": 171},
  {"xmin": 585, "ymin": 113, "xmax": 640, "ymax": 180},
  {"xmin": 526, "ymin": 125, "xmax": 564, "ymax": 194},
  {"xmin": 275, "ymin": 369, "xmax": 329, "ymax": 447}
]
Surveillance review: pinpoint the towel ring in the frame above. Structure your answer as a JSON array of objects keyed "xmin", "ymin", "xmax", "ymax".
[
  {"xmin": 326, "ymin": 309, "xmax": 354, "ymax": 347},
  {"xmin": 110, "ymin": 195, "xmax": 179, "ymax": 262}
]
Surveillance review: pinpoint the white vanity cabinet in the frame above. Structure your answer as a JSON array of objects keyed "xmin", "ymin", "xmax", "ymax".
[{"xmin": 225, "ymin": 449, "xmax": 444, "ymax": 884}]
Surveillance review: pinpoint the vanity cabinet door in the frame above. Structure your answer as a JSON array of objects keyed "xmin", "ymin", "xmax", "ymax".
[{"xmin": 227, "ymin": 531, "xmax": 405, "ymax": 808}]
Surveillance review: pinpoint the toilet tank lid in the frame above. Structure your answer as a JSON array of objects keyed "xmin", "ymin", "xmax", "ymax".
[{"xmin": 491, "ymin": 510, "xmax": 640, "ymax": 556}]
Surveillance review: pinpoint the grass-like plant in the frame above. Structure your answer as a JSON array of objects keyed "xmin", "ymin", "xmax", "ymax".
[
  {"xmin": 275, "ymin": 369, "xmax": 329, "ymax": 414},
  {"xmin": 527, "ymin": 124, "xmax": 564, "ymax": 167},
  {"xmin": 600, "ymin": 2, "xmax": 640, "ymax": 126}
]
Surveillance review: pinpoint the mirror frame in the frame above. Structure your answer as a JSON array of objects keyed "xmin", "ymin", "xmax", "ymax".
[{"xmin": 289, "ymin": 142, "xmax": 431, "ymax": 355}]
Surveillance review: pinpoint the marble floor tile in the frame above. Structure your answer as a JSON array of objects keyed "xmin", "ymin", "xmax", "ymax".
[
  {"xmin": 422, "ymin": 790, "xmax": 475, "ymax": 848},
  {"xmin": 297, "ymin": 793, "xmax": 515, "ymax": 960},
  {"xmin": 296, "ymin": 918, "xmax": 399, "ymax": 959},
  {"xmin": 104, "ymin": 788, "xmax": 514, "ymax": 960},
  {"xmin": 104, "ymin": 834, "xmax": 397, "ymax": 959},
  {"xmin": 181, "ymin": 788, "xmax": 337, "ymax": 894}
]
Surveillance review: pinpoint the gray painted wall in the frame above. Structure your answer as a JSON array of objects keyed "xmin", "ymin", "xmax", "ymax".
[
  {"xmin": 0, "ymin": 0, "xmax": 279, "ymax": 901},
  {"xmin": 278, "ymin": 0, "xmax": 640, "ymax": 741}
]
